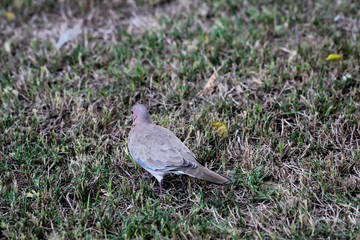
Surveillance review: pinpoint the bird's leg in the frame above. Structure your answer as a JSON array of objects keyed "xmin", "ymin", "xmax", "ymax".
[
  {"xmin": 143, "ymin": 173, "xmax": 153, "ymax": 180},
  {"xmin": 158, "ymin": 181, "xmax": 166, "ymax": 192},
  {"xmin": 152, "ymin": 175, "xmax": 166, "ymax": 192}
]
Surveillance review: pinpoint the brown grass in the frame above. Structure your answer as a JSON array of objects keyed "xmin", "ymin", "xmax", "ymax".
[{"xmin": 1, "ymin": 0, "xmax": 360, "ymax": 239}]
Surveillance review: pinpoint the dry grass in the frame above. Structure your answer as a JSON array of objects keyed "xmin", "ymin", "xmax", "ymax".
[{"xmin": 1, "ymin": 0, "xmax": 360, "ymax": 239}]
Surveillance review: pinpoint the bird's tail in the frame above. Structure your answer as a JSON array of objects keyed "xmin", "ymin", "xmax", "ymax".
[{"xmin": 183, "ymin": 166, "xmax": 234, "ymax": 185}]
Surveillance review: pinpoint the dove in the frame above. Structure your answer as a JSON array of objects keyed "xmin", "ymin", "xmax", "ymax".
[{"xmin": 128, "ymin": 104, "xmax": 234, "ymax": 189}]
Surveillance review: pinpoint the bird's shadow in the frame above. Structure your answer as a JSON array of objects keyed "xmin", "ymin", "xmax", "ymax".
[
  {"xmin": 162, "ymin": 174, "xmax": 190, "ymax": 192},
  {"xmin": 157, "ymin": 174, "xmax": 225, "ymax": 196},
  {"xmin": 141, "ymin": 174, "xmax": 199, "ymax": 196},
  {"xmin": 162, "ymin": 175, "xmax": 233, "ymax": 210}
]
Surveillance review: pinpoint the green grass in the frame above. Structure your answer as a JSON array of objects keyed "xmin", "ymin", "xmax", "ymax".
[{"xmin": 1, "ymin": 0, "xmax": 360, "ymax": 239}]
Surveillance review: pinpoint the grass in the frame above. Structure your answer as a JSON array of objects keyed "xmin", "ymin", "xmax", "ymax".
[{"xmin": 1, "ymin": 0, "xmax": 360, "ymax": 239}]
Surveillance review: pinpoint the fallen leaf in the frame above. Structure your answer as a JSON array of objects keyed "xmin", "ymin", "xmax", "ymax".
[
  {"xmin": 26, "ymin": 192, "xmax": 34, "ymax": 198},
  {"xmin": 26, "ymin": 190, "xmax": 39, "ymax": 198},
  {"xmin": 203, "ymin": 73, "xmax": 216, "ymax": 94},
  {"xmin": 5, "ymin": 12, "xmax": 15, "ymax": 20},
  {"xmin": 4, "ymin": 40, "xmax": 11, "ymax": 54},
  {"xmin": 198, "ymin": 3, "xmax": 209, "ymax": 17},
  {"xmin": 55, "ymin": 21, "xmax": 83, "ymax": 49},
  {"xmin": 326, "ymin": 54, "xmax": 343, "ymax": 61},
  {"xmin": 211, "ymin": 121, "xmax": 228, "ymax": 137},
  {"xmin": 279, "ymin": 47, "xmax": 297, "ymax": 61},
  {"xmin": 342, "ymin": 73, "xmax": 352, "ymax": 81},
  {"xmin": 251, "ymin": 75, "xmax": 262, "ymax": 86},
  {"xmin": 333, "ymin": 14, "xmax": 341, "ymax": 22},
  {"xmin": 301, "ymin": 73, "xmax": 309, "ymax": 83}
]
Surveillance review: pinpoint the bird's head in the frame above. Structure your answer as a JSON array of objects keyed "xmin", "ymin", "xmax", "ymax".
[{"xmin": 131, "ymin": 104, "xmax": 152, "ymax": 126}]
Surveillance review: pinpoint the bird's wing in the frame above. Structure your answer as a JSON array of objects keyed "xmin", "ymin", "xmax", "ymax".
[{"xmin": 128, "ymin": 124, "xmax": 198, "ymax": 171}]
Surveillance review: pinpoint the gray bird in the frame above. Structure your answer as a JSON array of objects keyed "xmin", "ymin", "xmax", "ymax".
[{"xmin": 128, "ymin": 104, "xmax": 234, "ymax": 189}]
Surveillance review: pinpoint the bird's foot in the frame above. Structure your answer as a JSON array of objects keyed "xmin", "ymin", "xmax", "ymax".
[
  {"xmin": 155, "ymin": 182, "xmax": 166, "ymax": 193},
  {"xmin": 159, "ymin": 184, "xmax": 166, "ymax": 192},
  {"xmin": 143, "ymin": 173, "xmax": 153, "ymax": 180}
]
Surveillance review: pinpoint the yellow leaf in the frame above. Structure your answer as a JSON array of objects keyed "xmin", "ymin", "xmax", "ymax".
[
  {"xmin": 5, "ymin": 12, "xmax": 15, "ymax": 20},
  {"xmin": 26, "ymin": 190, "xmax": 39, "ymax": 198},
  {"xmin": 26, "ymin": 192, "xmax": 34, "ymax": 198},
  {"xmin": 211, "ymin": 121, "xmax": 228, "ymax": 137},
  {"xmin": 326, "ymin": 54, "xmax": 343, "ymax": 61}
]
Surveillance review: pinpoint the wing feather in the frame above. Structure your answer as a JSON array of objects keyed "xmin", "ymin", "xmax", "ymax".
[{"xmin": 128, "ymin": 124, "xmax": 198, "ymax": 171}]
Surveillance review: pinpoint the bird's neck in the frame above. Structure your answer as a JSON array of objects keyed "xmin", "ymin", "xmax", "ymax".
[{"xmin": 132, "ymin": 117, "xmax": 152, "ymax": 128}]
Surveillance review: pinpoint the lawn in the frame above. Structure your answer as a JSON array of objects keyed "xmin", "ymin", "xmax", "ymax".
[{"xmin": 1, "ymin": 0, "xmax": 360, "ymax": 239}]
